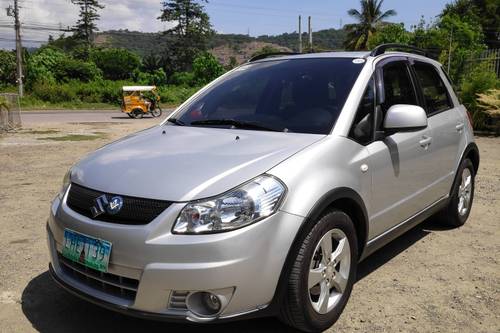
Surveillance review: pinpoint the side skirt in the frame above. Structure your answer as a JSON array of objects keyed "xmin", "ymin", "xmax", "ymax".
[{"xmin": 360, "ymin": 196, "xmax": 449, "ymax": 260}]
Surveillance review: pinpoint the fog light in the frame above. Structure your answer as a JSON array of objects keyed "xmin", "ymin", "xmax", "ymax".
[
  {"xmin": 186, "ymin": 291, "xmax": 222, "ymax": 317},
  {"xmin": 202, "ymin": 292, "xmax": 221, "ymax": 312}
]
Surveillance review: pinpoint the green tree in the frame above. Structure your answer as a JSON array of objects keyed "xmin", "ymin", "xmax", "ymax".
[
  {"xmin": 367, "ymin": 23, "xmax": 411, "ymax": 49},
  {"xmin": 344, "ymin": 0, "xmax": 397, "ymax": 50},
  {"xmin": 25, "ymin": 48, "xmax": 68, "ymax": 86},
  {"xmin": 90, "ymin": 48, "xmax": 141, "ymax": 80},
  {"xmin": 142, "ymin": 52, "xmax": 162, "ymax": 73},
  {"xmin": 251, "ymin": 45, "xmax": 281, "ymax": 58},
  {"xmin": 0, "ymin": 50, "xmax": 16, "ymax": 85},
  {"xmin": 442, "ymin": 0, "xmax": 499, "ymax": 48},
  {"xmin": 410, "ymin": 15, "xmax": 485, "ymax": 82},
  {"xmin": 158, "ymin": 0, "xmax": 213, "ymax": 73},
  {"xmin": 71, "ymin": 0, "xmax": 105, "ymax": 44},
  {"xmin": 192, "ymin": 52, "xmax": 225, "ymax": 85},
  {"xmin": 226, "ymin": 56, "xmax": 238, "ymax": 70}
]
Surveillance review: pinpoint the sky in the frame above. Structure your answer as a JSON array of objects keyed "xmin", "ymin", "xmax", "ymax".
[{"xmin": 0, "ymin": 0, "xmax": 452, "ymax": 50}]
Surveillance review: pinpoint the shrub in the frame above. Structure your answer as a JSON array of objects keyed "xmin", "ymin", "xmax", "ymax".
[
  {"xmin": 169, "ymin": 71, "xmax": 195, "ymax": 86},
  {"xmin": 157, "ymin": 85, "xmax": 200, "ymax": 105},
  {"xmin": 25, "ymin": 48, "xmax": 68, "ymax": 86},
  {"xmin": 90, "ymin": 48, "xmax": 141, "ymax": 80},
  {"xmin": 133, "ymin": 68, "xmax": 167, "ymax": 86},
  {"xmin": 31, "ymin": 81, "xmax": 78, "ymax": 103},
  {"xmin": 192, "ymin": 52, "xmax": 225, "ymax": 85},
  {"xmin": 460, "ymin": 63, "xmax": 498, "ymax": 111},
  {"xmin": 53, "ymin": 58, "xmax": 102, "ymax": 82}
]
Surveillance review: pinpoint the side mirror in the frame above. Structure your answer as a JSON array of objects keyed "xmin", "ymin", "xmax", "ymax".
[{"xmin": 384, "ymin": 104, "xmax": 427, "ymax": 132}]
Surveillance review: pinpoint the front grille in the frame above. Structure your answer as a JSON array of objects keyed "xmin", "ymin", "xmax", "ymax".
[
  {"xmin": 168, "ymin": 291, "xmax": 189, "ymax": 311},
  {"xmin": 66, "ymin": 183, "xmax": 172, "ymax": 225},
  {"xmin": 58, "ymin": 253, "xmax": 139, "ymax": 302}
]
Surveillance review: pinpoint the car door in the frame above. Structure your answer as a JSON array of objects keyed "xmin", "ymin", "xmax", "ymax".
[
  {"xmin": 410, "ymin": 60, "xmax": 462, "ymax": 201},
  {"xmin": 365, "ymin": 58, "xmax": 436, "ymax": 239}
]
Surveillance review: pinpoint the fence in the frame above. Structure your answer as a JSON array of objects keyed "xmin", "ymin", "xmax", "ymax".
[
  {"xmin": 0, "ymin": 93, "xmax": 22, "ymax": 132},
  {"xmin": 467, "ymin": 49, "xmax": 500, "ymax": 78}
]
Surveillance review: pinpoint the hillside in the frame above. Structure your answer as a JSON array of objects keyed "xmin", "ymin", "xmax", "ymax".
[{"xmin": 94, "ymin": 27, "xmax": 347, "ymax": 62}]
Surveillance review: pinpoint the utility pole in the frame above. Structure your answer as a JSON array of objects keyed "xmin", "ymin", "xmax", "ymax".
[
  {"xmin": 308, "ymin": 16, "xmax": 312, "ymax": 52},
  {"xmin": 447, "ymin": 27, "xmax": 453, "ymax": 74},
  {"xmin": 84, "ymin": 0, "xmax": 90, "ymax": 44},
  {"xmin": 8, "ymin": 0, "xmax": 23, "ymax": 97},
  {"xmin": 298, "ymin": 15, "xmax": 302, "ymax": 53}
]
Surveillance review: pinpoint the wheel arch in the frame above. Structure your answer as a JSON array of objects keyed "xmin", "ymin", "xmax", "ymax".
[
  {"xmin": 462, "ymin": 142, "xmax": 480, "ymax": 175},
  {"xmin": 269, "ymin": 187, "xmax": 369, "ymax": 315},
  {"xmin": 305, "ymin": 187, "xmax": 369, "ymax": 257}
]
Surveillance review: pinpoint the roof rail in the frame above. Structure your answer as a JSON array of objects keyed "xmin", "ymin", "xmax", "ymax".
[
  {"xmin": 370, "ymin": 43, "xmax": 427, "ymax": 57},
  {"xmin": 247, "ymin": 52, "xmax": 299, "ymax": 63}
]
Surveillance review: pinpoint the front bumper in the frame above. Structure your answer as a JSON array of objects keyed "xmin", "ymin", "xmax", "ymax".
[{"xmin": 47, "ymin": 190, "xmax": 303, "ymax": 322}]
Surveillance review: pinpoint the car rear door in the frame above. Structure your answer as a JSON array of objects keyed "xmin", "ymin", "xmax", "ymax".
[
  {"xmin": 366, "ymin": 58, "xmax": 436, "ymax": 239},
  {"xmin": 410, "ymin": 60, "xmax": 463, "ymax": 201}
]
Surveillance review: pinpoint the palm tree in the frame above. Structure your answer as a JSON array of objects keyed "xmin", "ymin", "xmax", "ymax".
[{"xmin": 344, "ymin": 0, "xmax": 396, "ymax": 50}]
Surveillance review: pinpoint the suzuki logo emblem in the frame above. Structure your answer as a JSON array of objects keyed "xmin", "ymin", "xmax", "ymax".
[{"xmin": 91, "ymin": 195, "xmax": 123, "ymax": 218}]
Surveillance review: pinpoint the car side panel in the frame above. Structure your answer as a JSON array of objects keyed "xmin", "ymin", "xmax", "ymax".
[
  {"xmin": 425, "ymin": 109, "xmax": 462, "ymax": 201},
  {"xmin": 268, "ymin": 136, "xmax": 372, "ymax": 227}
]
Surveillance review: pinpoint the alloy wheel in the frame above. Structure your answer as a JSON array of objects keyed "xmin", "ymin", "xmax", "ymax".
[
  {"xmin": 457, "ymin": 168, "xmax": 472, "ymax": 216},
  {"xmin": 308, "ymin": 228, "xmax": 351, "ymax": 314}
]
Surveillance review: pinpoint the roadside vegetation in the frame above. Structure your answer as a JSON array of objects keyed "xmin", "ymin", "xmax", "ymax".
[{"xmin": 0, "ymin": 0, "xmax": 498, "ymax": 129}]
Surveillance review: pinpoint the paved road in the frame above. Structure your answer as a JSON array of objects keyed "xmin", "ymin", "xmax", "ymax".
[{"xmin": 21, "ymin": 109, "xmax": 173, "ymax": 125}]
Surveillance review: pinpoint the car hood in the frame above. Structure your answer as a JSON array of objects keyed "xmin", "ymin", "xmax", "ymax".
[{"xmin": 71, "ymin": 125, "xmax": 324, "ymax": 201}]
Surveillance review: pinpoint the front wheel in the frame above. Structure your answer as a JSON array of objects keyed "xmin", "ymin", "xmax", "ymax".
[{"xmin": 280, "ymin": 210, "xmax": 358, "ymax": 332}]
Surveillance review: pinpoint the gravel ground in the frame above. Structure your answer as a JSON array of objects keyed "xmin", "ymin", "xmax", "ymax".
[{"xmin": 0, "ymin": 121, "xmax": 498, "ymax": 333}]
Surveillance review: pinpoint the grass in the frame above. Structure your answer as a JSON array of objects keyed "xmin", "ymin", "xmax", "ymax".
[
  {"xmin": 37, "ymin": 132, "xmax": 107, "ymax": 141},
  {"xmin": 20, "ymin": 97, "xmax": 117, "ymax": 111},
  {"xmin": 24, "ymin": 129, "xmax": 60, "ymax": 135}
]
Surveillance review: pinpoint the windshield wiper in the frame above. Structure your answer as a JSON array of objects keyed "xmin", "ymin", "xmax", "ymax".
[
  {"xmin": 166, "ymin": 118, "xmax": 185, "ymax": 126},
  {"xmin": 190, "ymin": 119, "xmax": 284, "ymax": 132}
]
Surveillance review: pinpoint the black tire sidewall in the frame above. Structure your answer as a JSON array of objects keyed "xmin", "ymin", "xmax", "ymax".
[
  {"xmin": 292, "ymin": 211, "xmax": 358, "ymax": 331},
  {"xmin": 132, "ymin": 108, "xmax": 143, "ymax": 119},
  {"xmin": 448, "ymin": 159, "xmax": 475, "ymax": 226}
]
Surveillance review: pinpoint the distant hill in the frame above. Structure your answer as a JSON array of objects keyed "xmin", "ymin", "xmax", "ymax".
[{"xmin": 94, "ymin": 28, "xmax": 347, "ymax": 63}]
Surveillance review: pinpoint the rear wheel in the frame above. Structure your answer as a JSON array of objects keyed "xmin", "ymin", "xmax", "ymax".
[
  {"xmin": 438, "ymin": 158, "xmax": 475, "ymax": 227},
  {"xmin": 151, "ymin": 107, "xmax": 162, "ymax": 117},
  {"xmin": 131, "ymin": 108, "xmax": 144, "ymax": 119},
  {"xmin": 280, "ymin": 210, "xmax": 358, "ymax": 332}
]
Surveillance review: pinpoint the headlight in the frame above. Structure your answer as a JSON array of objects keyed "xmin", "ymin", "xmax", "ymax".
[
  {"xmin": 173, "ymin": 175, "xmax": 286, "ymax": 234},
  {"xmin": 58, "ymin": 169, "xmax": 72, "ymax": 199}
]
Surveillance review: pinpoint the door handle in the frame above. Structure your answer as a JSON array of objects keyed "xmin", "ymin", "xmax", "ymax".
[
  {"xmin": 456, "ymin": 123, "xmax": 464, "ymax": 132},
  {"xmin": 419, "ymin": 136, "xmax": 432, "ymax": 148}
]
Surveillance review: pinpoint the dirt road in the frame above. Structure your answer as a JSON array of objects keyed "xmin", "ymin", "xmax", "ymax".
[{"xmin": 0, "ymin": 120, "xmax": 498, "ymax": 332}]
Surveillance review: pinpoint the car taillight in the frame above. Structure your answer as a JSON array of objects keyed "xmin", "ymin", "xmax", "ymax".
[{"xmin": 466, "ymin": 111, "xmax": 473, "ymax": 128}]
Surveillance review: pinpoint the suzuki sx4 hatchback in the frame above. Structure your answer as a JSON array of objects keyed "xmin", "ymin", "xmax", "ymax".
[{"xmin": 47, "ymin": 45, "xmax": 479, "ymax": 332}]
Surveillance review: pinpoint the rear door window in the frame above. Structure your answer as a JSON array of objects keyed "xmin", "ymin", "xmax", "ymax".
[{"xmin": 413, "ymin": 62, "xmax": 453, "ymax": 114}]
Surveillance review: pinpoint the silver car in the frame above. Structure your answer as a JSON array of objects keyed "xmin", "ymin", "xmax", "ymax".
[{"xmin": 47, "ymin": 44, "xmax": 479, "ymax": 332}]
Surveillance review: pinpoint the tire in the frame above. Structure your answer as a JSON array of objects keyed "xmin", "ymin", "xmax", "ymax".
[
  {"xmin": 151, "ymin": 107, "xmax": 162, "ymax": 118},
  {"xmin": 279, "ymin": 210, "xmax": 358, "ymax": 332},
  {"xmin": 438, "ymin": 158, "xmax": 475, "ymax": 227},
  {"xmin": 127, "ymin": 113, "xmax": 134, "ymax": 118},
  {"xmin": 131, "ymin": 108, "xmax": 144, "ymax": 119}
]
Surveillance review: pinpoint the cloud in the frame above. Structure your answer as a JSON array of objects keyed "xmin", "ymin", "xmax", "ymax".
[{"xmin": 1, "ymin": 0, "xmax": 173, "ymax": 49}]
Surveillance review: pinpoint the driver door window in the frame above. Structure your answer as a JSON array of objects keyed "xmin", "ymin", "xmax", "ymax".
[{"xmin": 381, "ymin": 62, "xmax": 417, "ymax": 113}]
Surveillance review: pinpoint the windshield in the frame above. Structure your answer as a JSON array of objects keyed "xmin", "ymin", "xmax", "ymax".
[{"xmin": 171, "ymin": 58, "xmax": 364, "ymax": 134}]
